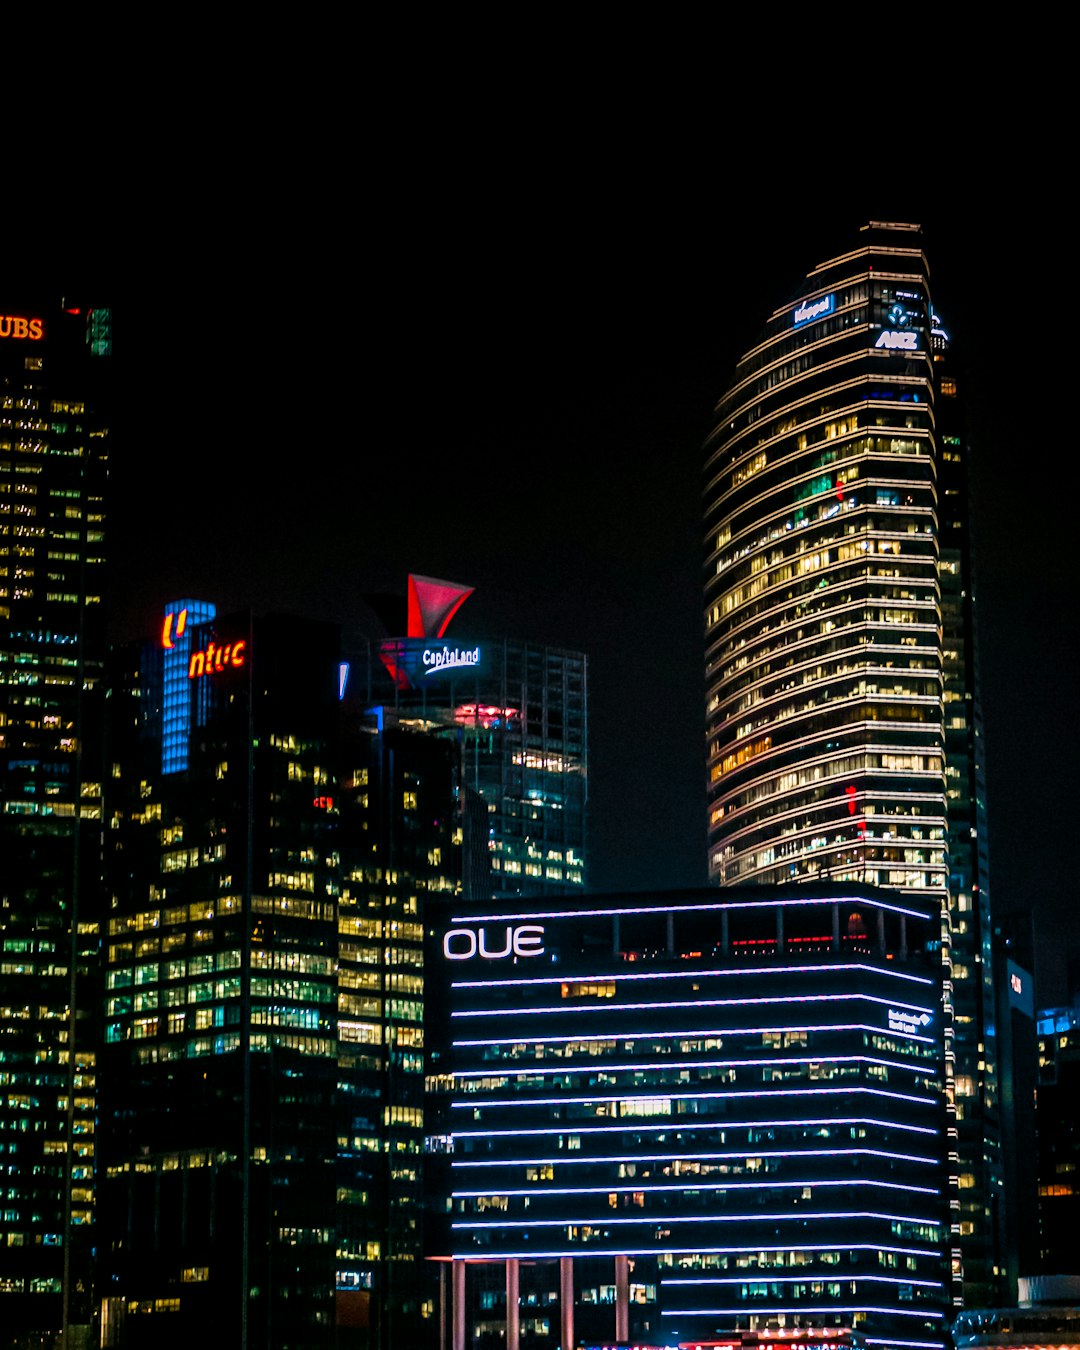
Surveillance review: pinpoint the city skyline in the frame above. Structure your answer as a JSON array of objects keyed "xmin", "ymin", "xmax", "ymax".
[{"xmin": 85, "ymin": 197, "xmax": 1071, "ymax": 1005}]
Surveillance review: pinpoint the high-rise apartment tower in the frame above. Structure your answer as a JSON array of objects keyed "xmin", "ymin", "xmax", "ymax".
[{"xmin": 703, "ymin": 223, "xmax": 999, "ymax": 1303}]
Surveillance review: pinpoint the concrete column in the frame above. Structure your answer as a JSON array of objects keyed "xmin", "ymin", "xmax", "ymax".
[
  {"xmin": 900, "ymin": 913, "xmax": 908, "ymax": 959},
  {"xmin": 721, "ymin": 908, "xmax": 729, "ymax": 956},
  {"xmin": 612, "ymin": 914, "xmax": 620, "ymax": 955},
  {"xmin": 453, "ymin": 1259, "xmax": 466, "ymax": 1350},
  {"xmin": 439, "ymin": 1263, "xmax": 448, "ymax": 1350},
  {"xmin": 560, "ymin": 1256, "xmax": 574, "ymax": 1350},
  {"xmin": 666, "ymin": 911, "xmax": 674, "ymax": 955},
  {"xmin": 832, "ymin": 902, "xmax": 840, "ymax": 951},
  {"xmin": 615, "ymin": 1253, "xmax": 630, "ymax": 1342},
  {"xmin": 776, "ymin": 905, "xmax": 784, "ymax": 953},
  {"xmin": 506, "ymin": 1257, "xmax": 520, "ymax": 1350},
  {"xmin": 877, "ymin": 906, "xmax": 886, "ymax": 954}
]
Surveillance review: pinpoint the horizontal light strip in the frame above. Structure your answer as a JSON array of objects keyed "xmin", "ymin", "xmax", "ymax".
[
  {"xmin": 661, "ymin": 1306, "xmax": 945, "ymax": 1321},
  {"xmin": 454, "ymin": 1021, "xmax": 935, "ymax": 1048},
  {"xmin": 454, "ymin": 1209, "xmax": 943, "ymax": 1230},
  {"xmin": 453, "ymin": 893, "xmax": 930, "ymax": 922},
  {"xmin": 454, "ymin": 992, "xmax": 936, "ymax": 1022},
  {"xmin": 451, "ymin": 1085, "xmax": 937, "ymax": 1110},
  {"xmin": 453, "ymin": 1146, "xmax": 936, "ymax": 1169},
  {"xmin": 664, "ymin": 1274, "xmax": 942, "ymax": 1289},
  {"xmin": 453, "ymin": 960, "xmax": 933, "ymax": 991},
  {"xmin": 451, "ymin": 1241, "xmax": 938, "ymax": 1261},
  {"xmin": 454, "ymin": 1178, "xmax": 940, "ymax": 1198},
  {"xmin": 452, "ymin": 1114, "xmax": 939, "ymax": 1139},
  {"xmin": 456, "ymin": 1053, "xmax": 930, "ymax": 1080},
  {"xmin": 864, "ymin": 1339, "xmax": 946, "ymax": 1348}
]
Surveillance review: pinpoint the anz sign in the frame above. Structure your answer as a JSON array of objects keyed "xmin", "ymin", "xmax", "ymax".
[{"xmin": 875, "ymin": 329, "xmax": 919, "ymax": 351}]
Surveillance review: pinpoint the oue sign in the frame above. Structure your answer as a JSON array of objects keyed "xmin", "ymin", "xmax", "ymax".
[{"xmin": 443, "ymin": 925, "xmax": 545, "ymax": 961}]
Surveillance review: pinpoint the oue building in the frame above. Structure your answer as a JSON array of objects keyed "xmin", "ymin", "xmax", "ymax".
[
  {"xmin": 438, "ymin": 883, "xmax": 949, "ymax": 1350},
  {"xmin": 703, "ymin": 223, "xmax": 999, "ymax": 1304}
]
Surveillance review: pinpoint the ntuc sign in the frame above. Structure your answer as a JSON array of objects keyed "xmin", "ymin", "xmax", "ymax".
[
  {"xmin": 443, "ymin": 925, "xmax": 545, "ymax": 961},
  {"xmin": 0, "ymin": 315, "xmax": 44, "ymax": 341},
  {"xmin": 188, "ymin": 640, "xmax": 247, "ymax": 678}
]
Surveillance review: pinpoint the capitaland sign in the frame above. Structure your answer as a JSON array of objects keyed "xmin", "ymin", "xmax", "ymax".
[
  {"xmin": 188, "ymin": 640, "xmax": 247, "ymax": 678},
  {"xmin": 443, "ymin": 925, "xmax": 545, "ymax": 961},
  {"xmin": 421, "ymin": 644, "xmax": 480, "ymax": 675},
  {"xmin": 793, "ymin": 294, "xmax": 835, "ymax": 327},
  {"xmin": 875, "ymin": 329, "xmax": 919, "ymax": 351},
  {"xmin": 0, "ymin": 316, "xmax": 44, "ymax": 340}
]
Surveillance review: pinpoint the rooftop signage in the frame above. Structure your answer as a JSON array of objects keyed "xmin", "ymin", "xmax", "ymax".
[
  {"xmin": 188, "ymin": 639, "xmax": 247, "ymax": 678},
  {"xmin": 444, "ymin": 924, "xmax": 545, "ymax": 961},
  {"xmin": 421, "ymin": 643, "xmax": 480, "ymax": 675},
  {"xmin": 0, "ymin": 316, "xmax": 44, "ymax": 341},
  {"xmin": 793, "ymin": 294, "xmax": 834, "ymax": 327}
]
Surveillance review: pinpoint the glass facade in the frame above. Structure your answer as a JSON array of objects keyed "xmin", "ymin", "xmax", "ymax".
[
  {"xmin": 444, "ymin": 885, "xmax": 949, "ymax": 1349},
  {"xmin": 370, "ymin": 637, "xmax": 588, "ymax": 901},
  {"xmin": 704, "ymin": 223, "xmax": 999, "ymax": 1304},
  {"xmin": 0, "ymin": 302, "xmax": 110, "ymax": 1340}
]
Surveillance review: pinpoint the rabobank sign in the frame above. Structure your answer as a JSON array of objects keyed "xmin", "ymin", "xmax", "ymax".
[{"xmin": 793, "ymin": 294, "xmax": 835, "ymax": 327}]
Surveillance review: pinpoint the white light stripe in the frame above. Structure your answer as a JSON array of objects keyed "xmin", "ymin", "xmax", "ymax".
[
  {"xmin": 864, "ymin": 1339, "xmax": 946, "ymax": 1348},
  {"xmin": 451, "ymin": 1114, "xmax": 939, "ymax": 1139},
  {"xmin": 453, "ymin": 960, "xmax": 933, "ymax": 991},
  {"xmin": 454, "ymin": 1020, "xmax": 935, "ymax": 1048},
  {"xmin": 451, "ymin": 1240, "xmax": 937, "ymax": 1261},
  {"xmin": 451, "ymin": 1084, "xmax": 937, "ymax": 1110},
  {"xmin": 453, "ymin": 1146, "xmax": 936, "ymax": 1169},
  {"xmin": 454, "ymin": 1178, "xmax": 940, "ymax": 1198},
  {"xmin": 454, "ymin": 1209, "xmax": 943, "ymax": 1229},
  {"xmin": 664, "ymin": 1274, "xmax": 942, "ymax": 1288},
  {"xmin": 452, "ymin": 893, "xmax": 930, "ymax": 922},
  {"xmin": 661, "ymin": 1306, "xmax": 945, "ymax": 1321},
  {"xmin": 453, "ymin": 993, "xmax": 935, "ymax": 1021},
  {"xmin": 455, "ymin": 1053, "xmax": 930, "ymax": 1080}
]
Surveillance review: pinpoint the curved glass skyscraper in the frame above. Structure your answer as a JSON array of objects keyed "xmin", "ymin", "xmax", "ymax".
[
  {"xmin": 704, "ymin": 223, "xmax": 1000, "ymax": 1305},
  {"xmin": 705, "ymin": 223, "xmax": 946, "ymax": 899}
]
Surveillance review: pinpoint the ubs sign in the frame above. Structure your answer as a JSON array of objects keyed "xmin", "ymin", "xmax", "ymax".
[{"xmin": 443, "ymin": 925, "xmax": 545, "ymax": 961}]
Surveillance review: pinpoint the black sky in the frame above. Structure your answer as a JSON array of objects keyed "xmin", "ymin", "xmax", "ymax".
[{"xmin": 11, "ymin": 71, "xmax": 1076, "ymax": 1002}]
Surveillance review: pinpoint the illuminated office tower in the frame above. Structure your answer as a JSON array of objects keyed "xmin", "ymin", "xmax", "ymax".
[
  {"xmin": 445, "ymin": 884, "xmax": 949, "ymax": 1350},
  {"xmin": 0, "ymin": 301, "xmax": 111, "ymax": 1342},
  {"xmin": 101, "ymin": 606, "xmax": 458, "ymax": 1348},
  {"xmin": 703, "ymin": 223, "xmax": 999, "ymax": 1302},
  {"xmin": 372, "ymin": 575, "xmax": 588, "ymax": 901}
]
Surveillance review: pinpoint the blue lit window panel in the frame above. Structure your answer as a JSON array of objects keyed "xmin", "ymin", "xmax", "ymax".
[{"xmin": 161, "ymin": 599, "xmax": 215, "ymax": 774}]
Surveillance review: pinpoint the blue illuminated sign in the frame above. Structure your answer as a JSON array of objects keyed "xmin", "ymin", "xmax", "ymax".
[
  {"xmin": 793, "ymin": 294, "xmax": 835, "ymax": 327},
  {"xmin": 875, "ymin": 330, "xmax": 919, "ymax": 351}
]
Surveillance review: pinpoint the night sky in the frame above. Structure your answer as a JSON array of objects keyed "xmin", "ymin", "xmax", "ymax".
[{"xmin": 15, "ymin": 83, "xmax": 1075, "ymax": 1004}]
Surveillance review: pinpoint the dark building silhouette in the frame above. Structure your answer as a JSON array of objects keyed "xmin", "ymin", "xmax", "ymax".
[{"xmin": 101, "ymin": 608, "xmax": 457, "ymax": 1348}]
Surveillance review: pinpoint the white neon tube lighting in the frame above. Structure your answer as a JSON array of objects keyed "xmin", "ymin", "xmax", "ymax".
[
  {"xmin": 454, "ymin": 992, "xmax": 936, "ymax": 1021},
  {"xmin": 455, "ymin": 1053, "xmax": 931, "ymax": 1080},
  {"xmin": 453, "ymin": 961, "xmax": 933, "ymax": 991},
  {"xmin": 451, "ymin": 1084, "xmax": 937, "ymax": 1110},
  {"xmin": 454, "ymin": 1021, "xmax": 935, "ymax": 1047},
  {"xmin": 453, "ymin": 1177, "xmax": 940, "ymax": 1198},
  {"xmin": 451, "ymin": 1114, "xmax": 939, "ymax": 1139},
  {"xmin": 454, "ymin": 1208, "xmax": 943, "ymax": 1229},
  {"xmin": 453, "ymin": 1146, "xmax": 936, "ymax": 1169},
  {"xmin": 452, "ymin": 892, "xmax": 929, "ymax": 922}
]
